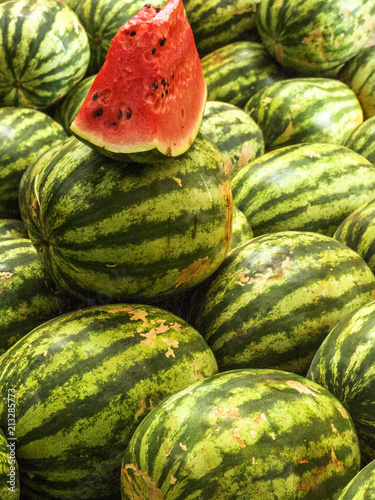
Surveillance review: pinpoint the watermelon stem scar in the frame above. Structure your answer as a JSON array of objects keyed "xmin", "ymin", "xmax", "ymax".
[{"xmin": 71, "ymin": 0, "xmax": 206, "ymax": 161}]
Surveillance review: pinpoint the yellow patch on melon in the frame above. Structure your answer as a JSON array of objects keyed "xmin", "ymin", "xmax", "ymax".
[
  {"xmin": 175, "ymin": 256, "xmax": 210, "ymax": 287},
  {"xmin": 238, "ymin": 142, "xmax": 255, "ymax": 167}
]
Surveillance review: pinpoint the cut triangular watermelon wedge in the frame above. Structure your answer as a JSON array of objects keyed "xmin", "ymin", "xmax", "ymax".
[{"xmin": 70, "ymin": 0, "xmax": 207, "ymax": 160}]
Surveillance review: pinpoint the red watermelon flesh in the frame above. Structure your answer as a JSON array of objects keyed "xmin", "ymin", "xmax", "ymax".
[{"xmin": 70, "ymin": 0, "xmax": 207, "ymax": 158}]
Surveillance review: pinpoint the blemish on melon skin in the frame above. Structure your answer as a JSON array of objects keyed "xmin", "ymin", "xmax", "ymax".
[{"xmin": 233, "ymin": 427, "xmax": 246, "ymax": 448}]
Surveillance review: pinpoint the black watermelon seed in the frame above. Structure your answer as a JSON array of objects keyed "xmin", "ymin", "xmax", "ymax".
[
  {"xmin": 126, "ymin": 110, "xmax": 132, "ymax": 119},
  {"xmin": 172, "ymin": 74, "xmax": 174, "ymax": 79},
  {"xmin": 165, "ymin": 89, "xmax": 168, "ymax": 94},
  {"xmin": 153, "ymin": 81, "xmax": 158, "ymax": 89},
  {"xmin": 156, "ymin": 6, "xmax": 161, "ymax": 12},
  {"xmin": 93, "ymin": 107, "xmax": 103, "ymax": 117},
  {"xmin": 117, "ymin": 110, "xmax": 122, "ymax": 120},
  {"xmin": 92, "ymin": 93, "xmax": 98, "ymax": 101},
  {"xmin": 152, "ymin": 47, "xmax": 156, "ymax": 55},
  {"xmin": 130, "ymin": 31, "xmax": 136, "ymax": 36},
  {"xmin": 161, "ymin": 78, "xmax": 165, "ymax": 84},
  {"xmin": 160, "ymin": 37, "xmax": 166, "ymax": 46},
  {"xmin": 145, "ymin": 3, "xmax": 151, "ymax": 7},
  {"xmin": 161, "ymin": 93, "xmax": 164, "ymax": 98}
]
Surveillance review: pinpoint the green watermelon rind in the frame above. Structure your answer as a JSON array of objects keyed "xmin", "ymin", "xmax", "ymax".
[{"xmin": 121, "ymin": 368, "xmax": 361, "ymax": 500}]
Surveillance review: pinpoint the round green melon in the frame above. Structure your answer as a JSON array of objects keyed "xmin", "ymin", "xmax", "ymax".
[
  {"xmin": 184, "ymin": 0, "xmax": 261, "ymax": 56},
  {"xmin": 339, "ymin": 45, "xmax": 375, "ymax": 120},
  {"xmin": 0, "ymin": 219, "xmax": 27, "ymax": 241},
  {"xmin": 54, "ymin": 74, "xmax": 96, "ymax": 135},
  {"xmin": 232, "ymin": 142, "xmax": 375, "ymax": 237},
  {"xmin": 19, "ymin": 134, "xmax": 233, "ymax": 303},
  {"xmin": 0, "ymin": 303, "xmax": 218, "ymax": 499},
  {"xmin": 194, "ymin": 231, "xmax": 375, "ymax": 375},
  {"xmin": 0, "ymin": 107, "xmax": 67, "ymax": 219},
  {"xmin": 307, "ymin": 300, "xmax": 375, "ymax": 465},
  {"xmin": 256, "ymin": 0, "xmax": 375, "ymax": 75},
  {"xmin": 0, "ymin": 238, "xmax": 78, "ymax": 355},
  {"xmin": 334, "ymin": 197, "xmax": 375, "ymax": 273},
  {"xmin": 244, "ymin": 78, "xmax": 363, "ymax": 151},
  {"xmin": 336, "ymin": 459, "xmax": 375, "ymax": 499},
  {"xmin": 0, "ymin": 0, "xmax": 90, "ymax": 109},
  {"xmin": 0, "ymin": 429, "xmax": 20, "ymax": 499},
  {"xmin": 344, "ymin": 116, "xmax": 375, "ymax": 165},
  {"xmin": 200, "ymin": 101, "xmax": 265, "ymax": 177},
  {"xmin": 201, "ymin": 41, "xmax": 286, "ymax": 109},
  {"xmin": 121, "ymin": 369, "xmax": 361, "ymax": 500}
]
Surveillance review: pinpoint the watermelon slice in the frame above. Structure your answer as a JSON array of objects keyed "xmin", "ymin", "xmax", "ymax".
[{"xmin": 70, "ymin": 0, "xmax": 207, "ymax": 160}]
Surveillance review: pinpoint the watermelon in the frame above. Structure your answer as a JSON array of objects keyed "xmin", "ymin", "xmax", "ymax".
[
  {"xmin": 0, "ymin": 429, "xmax": 20, "ymax": 499},
  {"xmin": 75, "ymin": 0, "xmax": 153, "ymax": 75},
  {"xmin": 333, "ymin": 197, "xmax": 375, "ymax": 273},
  {"xmin": 121, "ymin": 369, "xmax": 361, "ymax": 499},
  {"xmin": 0, "ymin": 238, "xmax": 78, "ymax": 355},
  {"xmin": 58, "ymin": 0, "xmax": 82, "ymax": 9},
  {"xmin": 201, "ymin": 41, "xmax": 285, "ymax": 109},
  {"xmin": 71, "ymin": 0, "xmax": 207, "ymax": 160},
  {"xmin": 244, "ymin": 78, "xmax": 363, "ymax": 151},
  {"xmin": 307, "ymin": 300, "xmax": 375, "ymax": 465},
  {"xmin": 193, "ymin": 231, "xmax": 375, "ymax": 375},
  {"xmin": 232, "ymin": 143, "xmax": 375, "ymax": 237},
  {"xmin": 184, "ymin": 0, "xmax": 261, "ymax": 56},
  {"xmin": 336, "ymin": 459, "xmax": 375, "ymax": 499},
  {"xmin": 0, "ymin": 107, "xmax": 67, "ymax": 219},
  {"xmin": 19, "ymin": 134, "xmax": 233, "ymax": 303},
  {"xmin": 344, "ymin": 116, "xmax": 375, "ymax": 165},
  {"xmin": 339, "ymin": 45, "xmax": 375, "ymax": 120},
  {"xmin": 200, "ymin": 101, "xmax": 265, "ymax": 177},
  {"xmin": 256, "ymin": 0, "xmax": 375, "ymax": 75},
  {"xmin": 0, "ymin": 303, "xmax": 218, "ymax": 499},
  {"xmin": 0, "ymin": 0, "xmax": 90, "ymax": 110},
  {"xmin": 0, "ymin": 219, "xmax": 27, "ymax": 241},
  {"xmin": 230, "ymin": 206, "xmax": 253, "ymax": 252},
  {"xmin": 53, "ymin": 74, "xmax": 96, "ymax": 135}
]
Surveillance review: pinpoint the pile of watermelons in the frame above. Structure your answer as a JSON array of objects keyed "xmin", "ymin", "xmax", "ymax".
[{"xmin": 1, "ymin": 0, "xmax": 375, "ymax": 498}]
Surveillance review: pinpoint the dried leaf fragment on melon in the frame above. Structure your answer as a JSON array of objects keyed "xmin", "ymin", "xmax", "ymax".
[{"xmin": 70, "ymin": 0, "xmax": 207, "ymax": 158}]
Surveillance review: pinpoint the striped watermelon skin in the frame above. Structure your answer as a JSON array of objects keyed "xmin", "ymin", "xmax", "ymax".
[
  {"xmin": 54, "ymin": 74, "xmax": 96, "ymax": 135},
  {"xmin": 0, "ymin": 0, "xmax": 90, "ymax": 110},
  {"xmin": 184, "ymin": 0, "xmax": 261, "ymax": 56},
  {"xmin": 307, "ymin": 300, "xmax": 375, "ymax": 465},
  {"xmin": 232, "ymin": 143, "xmax": 375, "ymax": 237},
  {"xmin": 0, "ymin": 219, "xmax": 27, "ymax": 241},
  {"xmin": 121, "ymin": 369, "xmax": 361, "ymax": 500},
  {"xmin": 201, "ymin": 41, "xmax": 285, "ymax": 109},
  {"xmin": 244, "ymin": 78, "xmax": 363, "ymax": 151},
  {"xmin": 194, "ymin": 231, "xmax": 375, "ymax": 375},
  {"xmin": 19, "ymin": 134, "xmax": 233, "ymax": 303},
  {"xmin": 230, "ymin": 206, "xmax": 253, "ymax": 252},
  {"xmin": 344, "ymin": 115, "xmax": 375, "ymax": 165},
  {"xmin": 0, "ymin": 238, "xmax": 77, "ymax": 355},
  {"xmin": 0, "ymin": 429, "xmax": 20, "ymax": 499},
  {"xmin": 339, "ymin": 46, "xmax": 375, "ymax": 120},
  {"xmin": 334, "ymin": 198, "xmax": 375, "ymax": 273},
  {"xmin": 200, "ymin": 101, "xmax": 264, "ymax": 178},
  {"xmin": 0, "ymin": 303, "xmax": 218, "ymax": 499},
  {"xmin": 256, "ymin": 0, "xmax": 375, "ymax": 75},
  {"xmin": 75, "ymin": 0, "xmax": 150, "ymax": 75},
  {"xmin": 336, "ymin": 459, "xmax": 375, "ymax": 499},
  {"xmin": 59, "ymin": 0, "xmax": 82, "ymax": 9},
  {"xmin": 0, "ymin": 107, "xmax": 67, "ymax": 219}
]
